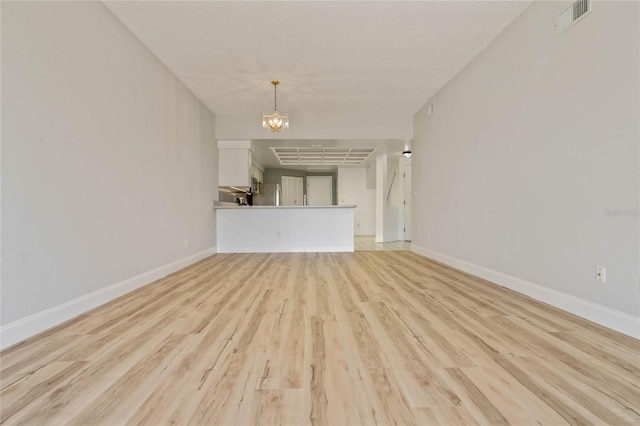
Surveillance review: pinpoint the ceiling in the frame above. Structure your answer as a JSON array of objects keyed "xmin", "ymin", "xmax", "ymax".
[{"xmin": 103, "ymin": 0, "xmax": 532, "ymax": 168}]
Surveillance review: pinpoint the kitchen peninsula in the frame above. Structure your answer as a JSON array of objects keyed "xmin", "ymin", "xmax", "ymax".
[{"xmin": 214, "ymin": 205, "xmax": 355, "ymax": 253}]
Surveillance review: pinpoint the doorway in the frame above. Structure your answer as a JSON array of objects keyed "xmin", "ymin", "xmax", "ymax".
[
  {"xmin": 307, "ymin": 176, "xmax": 333, "ymax": 206},
  {"xmin": 281, "ymin": 176, "xmax": 304, "ymax": 206}
]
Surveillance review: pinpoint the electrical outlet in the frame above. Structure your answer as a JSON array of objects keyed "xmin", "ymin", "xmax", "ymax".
[
  {"xmin": 427, "ymin": 232, "xmax": 430, "ymax": 241},
  {"xmin": 596, "ymin": 266, "xmax": 606, "ymax": 283},
  {"xmin": 185, "ymin": 239, "xmax": 189, "ymax": 248}
]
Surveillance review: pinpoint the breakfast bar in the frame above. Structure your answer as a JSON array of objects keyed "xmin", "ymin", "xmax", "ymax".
[{"xmin": 214, "ymin": 205, "xmax": 355, "ymax": 253}]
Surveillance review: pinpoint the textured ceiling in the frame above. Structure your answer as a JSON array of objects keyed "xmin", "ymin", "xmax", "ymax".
[{"xmin": 104, "ymin": 1, "xmax": 532, "ymax": 123}]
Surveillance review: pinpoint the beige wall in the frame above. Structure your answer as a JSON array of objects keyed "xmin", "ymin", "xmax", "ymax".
[
  {"xmin": 1, "ymin": 2, "xmax": 217, "ymax": 331},
  {"xmin": 412, "ymin": 1, "xmax": 639, "ymax": 330}
]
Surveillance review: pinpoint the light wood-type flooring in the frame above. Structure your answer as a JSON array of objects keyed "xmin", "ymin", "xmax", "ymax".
[
  {"xmin": 1, "ymin": 251, "xmax": 639, "ymax": 425},
  {"xmin": 354, "ymin": 236, "xmax": 411, "ymax": 252}
]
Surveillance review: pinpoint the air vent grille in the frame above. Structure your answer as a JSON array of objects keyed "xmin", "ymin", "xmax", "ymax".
[
  {"xmin": 427, "ymin": 100, "xmax": 435, "ymax": 116},
  {"xmin": 556, "ymin": 0, "xmax": 591, "ymax": 36}
]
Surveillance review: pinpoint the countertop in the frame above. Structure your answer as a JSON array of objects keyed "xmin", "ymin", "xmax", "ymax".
[{"xmin": 213, "ymin": 205, "xmax": 356, "ymax": 209}]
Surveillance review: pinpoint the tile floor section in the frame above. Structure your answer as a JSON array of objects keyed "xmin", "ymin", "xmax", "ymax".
[{"xmin": 354, "ymin": 235, "xmax": 411, "ymax": 251}]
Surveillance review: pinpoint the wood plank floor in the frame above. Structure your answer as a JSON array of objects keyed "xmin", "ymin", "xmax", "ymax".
[
  {"xmin": 1, "ymin": 251, "xmax": 639, "ymax": 425},
  {"xmin": 354, "ymin": 236, "xmax": 411, "ymax": 251}
]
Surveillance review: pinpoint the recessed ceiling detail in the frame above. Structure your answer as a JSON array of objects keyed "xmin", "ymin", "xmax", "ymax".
[{"xmin": 271, "ymin": 147, "xmax": 375, "ymax": 166}]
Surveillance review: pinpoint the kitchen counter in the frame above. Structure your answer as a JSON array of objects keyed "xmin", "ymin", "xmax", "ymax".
[
  {"xmin": 213, "ymin": 205, "xmax": 356, "ymax": 209},
  {"xmin": 215, "ymin": 205, "xmax": 355, "ymax": 253}
]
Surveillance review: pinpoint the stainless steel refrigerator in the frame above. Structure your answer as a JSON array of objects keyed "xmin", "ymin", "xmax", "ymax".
[{"xmin": 253, "ymin": 183, "xmax": 280, "ymax": 206}]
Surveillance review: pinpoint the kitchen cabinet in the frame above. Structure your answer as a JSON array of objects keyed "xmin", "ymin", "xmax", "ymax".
[
  {"xmin": 251, "ymin": 164, "xmax": 264, "ymax": 183},
  {"xmin": 217, "ymin": 140, "xmax": 266, "ymax": 188},
  {"xmin": 218, "ymin": 140, "xmax": 252, "ymax": 187}
]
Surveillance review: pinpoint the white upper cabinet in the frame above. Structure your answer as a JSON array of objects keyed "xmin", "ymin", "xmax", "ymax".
[
  {"xmin": 218, "ymin": 140, "xmax": 265, "ymax": 187},
  {"xmin": 218, "ymin": 140, "xmax": 252, "ymax": 187},
  {"xmin": 251, "ymin": 164, "xmax": 264, "ymax": 183}
]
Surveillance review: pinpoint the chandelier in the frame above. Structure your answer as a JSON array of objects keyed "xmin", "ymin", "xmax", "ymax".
[{"xmin": 263, "ymin": 80, "xmax": 289, "ymax": 132}]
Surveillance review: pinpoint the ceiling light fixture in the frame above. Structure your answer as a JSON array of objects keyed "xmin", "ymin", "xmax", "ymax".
[
  {"xmin": 263, "ymin": 80, "xmax": 289, "ymax": 132},
  {"xmin": 270, "ymin": 147, "xmax": 375, "ymax": 166},
  {"xmin": 403, "ymin": 150, "xmax": 412, "ymax": 158}
]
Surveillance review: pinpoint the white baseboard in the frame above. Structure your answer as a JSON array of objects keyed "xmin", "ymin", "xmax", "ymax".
[
  {"xmin": 0, "ymin": 247, "xmax": 218, "ymax": 350},
  {"xmin": 411, "ymin": 245, "xmax": 640, "ymax": 340}
]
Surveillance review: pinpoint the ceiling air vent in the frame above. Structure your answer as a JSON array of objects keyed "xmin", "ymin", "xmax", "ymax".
[{"xmin": 556, "ymin": 0, "xmax": 592, "ymax": 36}]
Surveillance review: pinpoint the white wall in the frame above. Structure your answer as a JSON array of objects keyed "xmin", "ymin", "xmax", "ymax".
[
  {"xmin": 337, "ymin": 168, "xmax": 375, "ymax": 235},
  {"xmin": 412, "ymin": 1, "xmax": 639, "ymax": 336},
  {"xmin": 386, "ymin": 157, "xmax": 397, "ymax": 206},
  {"xmin": 375, "ymin": 155, "xmax": 387, "ymax": 242},
  {"xmin": 1, "ymin": 2, "xmax": 217, "ymax": 343},
  {"xmin": 384, "ymin": 155, "xmax": 403, "ymax": 241},
  {"xmin": 398, "ymin": 156, "xmax": 412, "ymax": 241},
  {"xmin": 365, "ymin": 163, "xmax": 376, "ymax": 189},
  {"xmin": 374, "ymin": 155, "xmax": 404, "ymax": 242}
]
